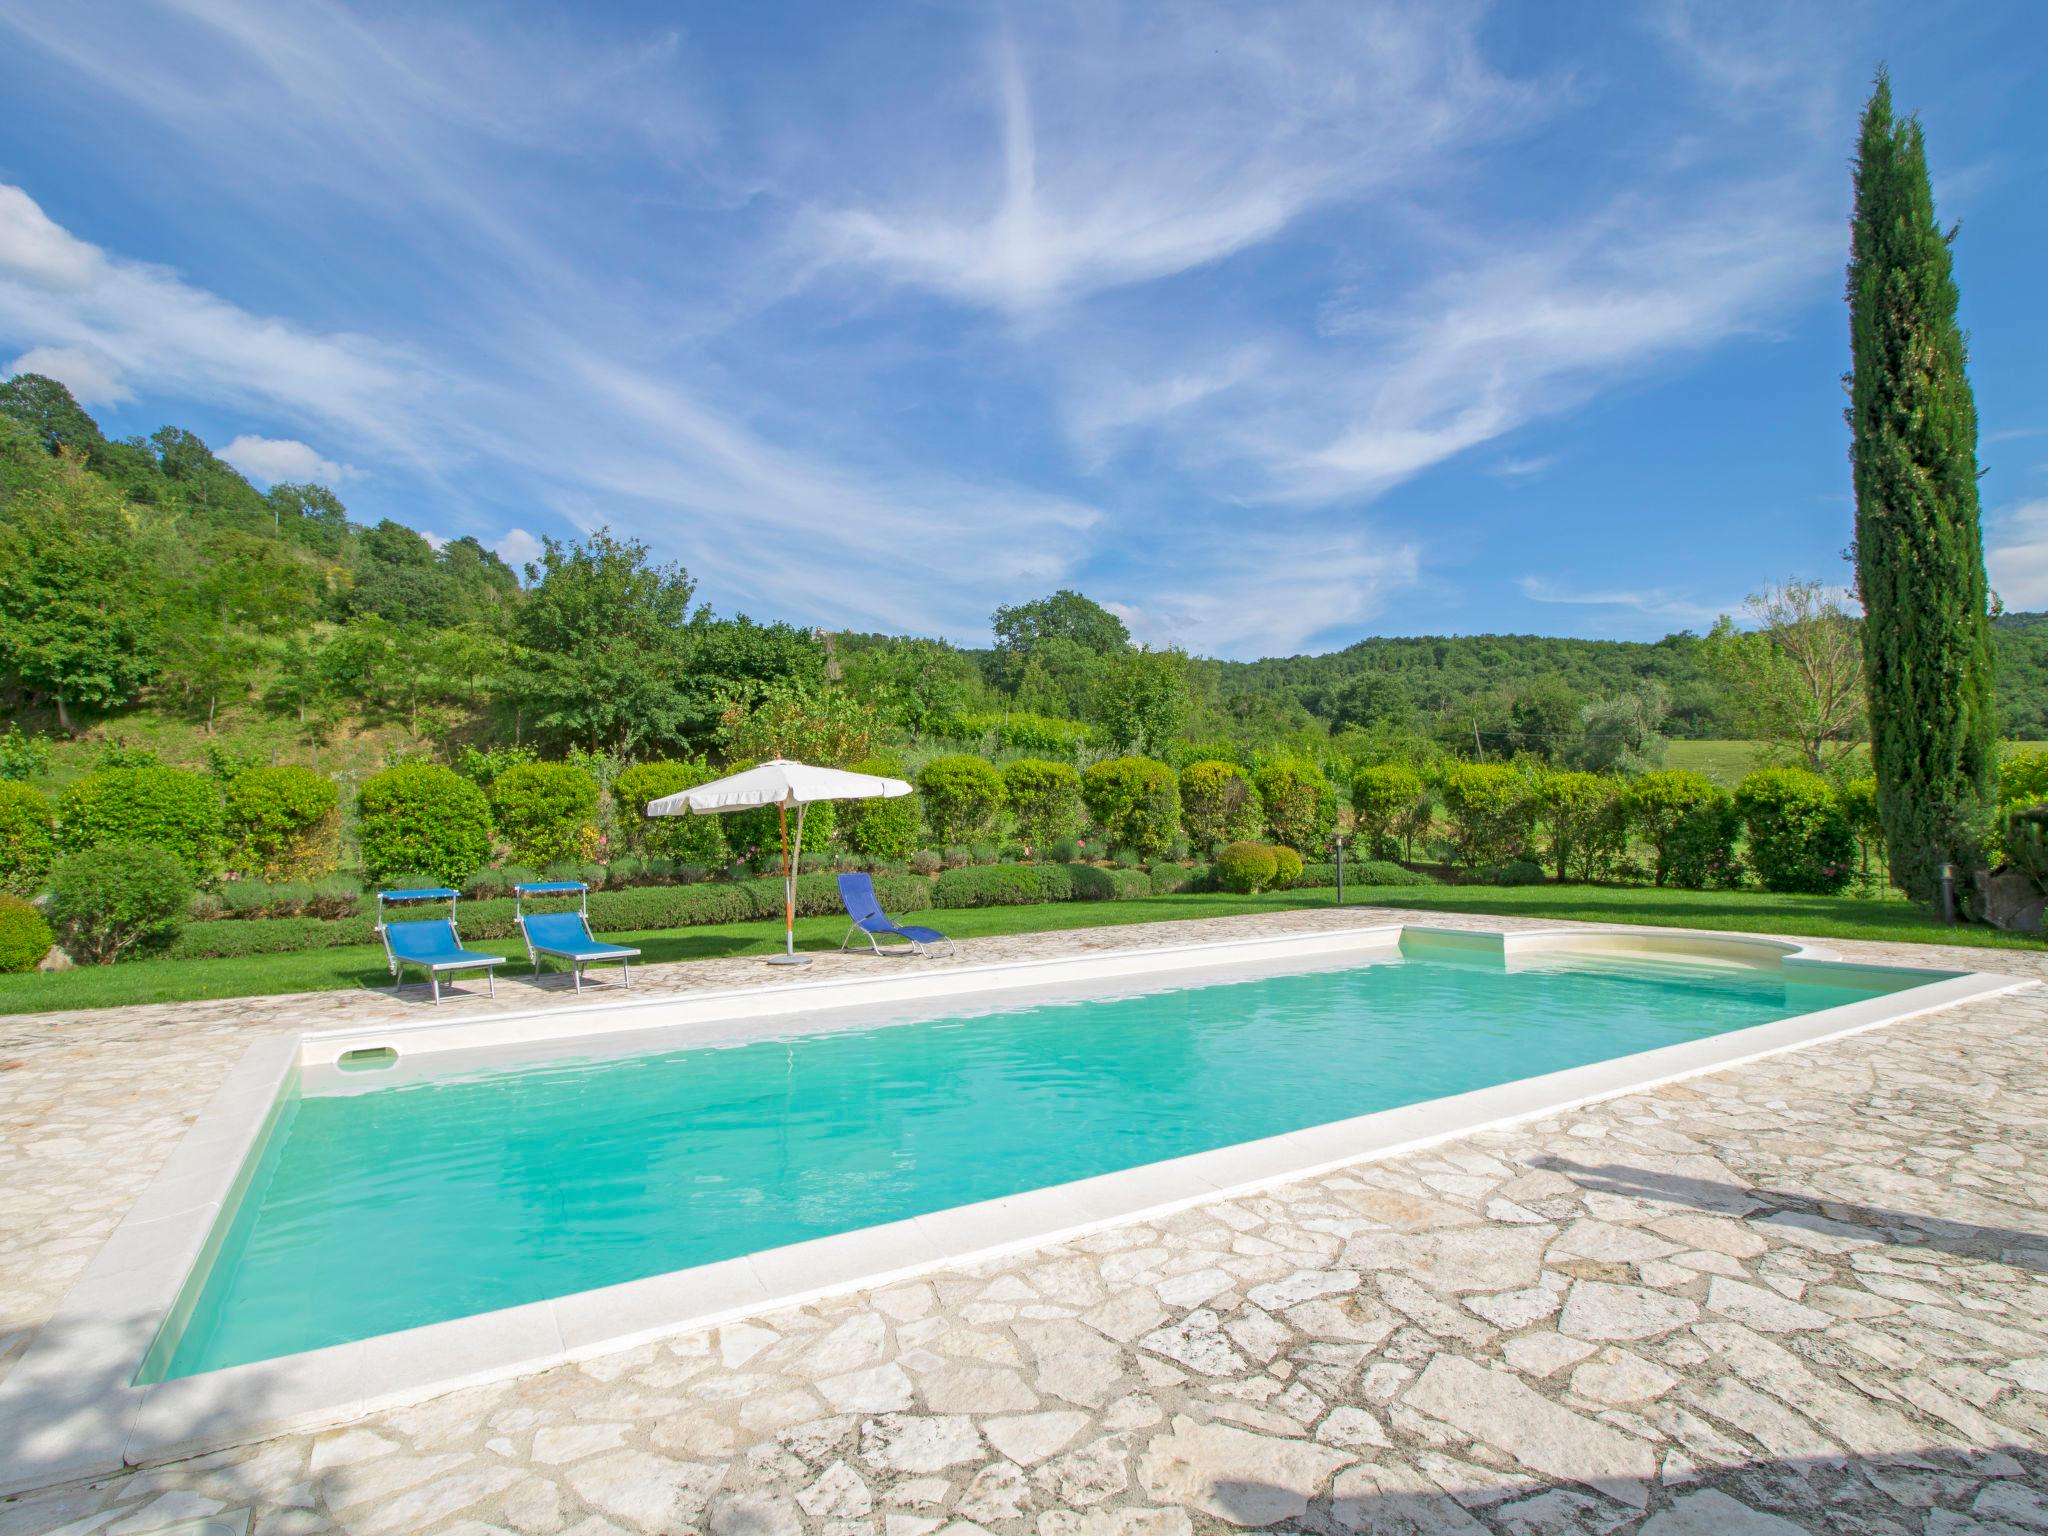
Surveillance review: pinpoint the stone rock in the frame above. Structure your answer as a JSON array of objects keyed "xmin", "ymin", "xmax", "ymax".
[
  {"xmin": 36, "ymin": 943, "xmax": 73, "ymax": 971},
  {"xmin": 1704, "ymin": 1277, "xmax": 1832, "ymax": 1333},
  {"xmin": 566, "ymin": 1452, "xmax": 727, "ymax": 1530},
  {"xmin": 1139, "ymin": 1309, "xmax": 1247, "ymax": 1377},
  {"xmin": 531, "ymin": 1423, "xmax": 630, "ymax": 1466},
  {"xmin": 1549, "ymin": 1218, "xmax": 1681, "ymax": 1265},
  {"xmin": 1639, "ymin": 1488, "xmax": 1809, "ymax": 1535},
  {"xmin": 1080, "ymin": 1287, "xmax": 1167, "ymax": 1343},
  {"xmin": 858, "ymin": 1415, "xmax": 985, "ymax": 1474},
  {"xmin": 1325, "ymin": 1461, "xmax": 1491, "ymax": 1534},
  {"xmin": 1348, "ymin": 1225, "xmax": 1553, "ymax": 1294},
  {"xmin": 1979, "ymin": 868, "xmax": 2044, "ymax": 933},
  {"xmin": 1016, "ymin": 1317, "xmax": 1126, "ymax": 1406},
  {"xmin": 709, "ymin": 1493, "xmax": 802, "ymax": 1536},
  {"xmin": 1403, "ymin": 1356, "xmax": 1657, "ymax": 1509},
  {"xmin": 1137, "ymin": 1415, "xmax": 1352, "ymax": 1526},
  {"xmin": 802, "ymin": 1313, "xmax": 891, "ymax": 1375},
  {"xmin": 1316, "ymin": 1405, "xmax": 1391, "ymax": 1450},
  {"xmin": 819, "ymin": 1363, "xmax": 917, "ymax": 1414},
  {"xmin": 1039, "ymin": 1511, "xmax": 1194, "ymax": 1536},
  {"xmin": 1246, "ymin": 1270, "xmax": 1361, "ymax": 1312},
  {"xmin": 797, "ymin": 1462, "xmax": 871, "ymax": 1520},
  {"xmin": 984, "ymin": 1410, "xmax": 1091, "ymax": 1467},
  {"xmin": 1032, "ymin": 1434, "xmax": 1133, "ymax": 1508},
  {"xmin": 1558, "ymin": 1281, "xmax": 1699, "ymax": 1342},
  {"xmin": 957, "ymin": 1460, "xmax": 1029, "ymax": 1523},
  {"xmin": 914, "ymin": 1362, "xmax": 1037, "ymax": 1414},
  {"xmin": 1569, "ymin": 1350, "xmax": 1678, "ymax": 1407},
  {"xmin": 1503, "ymin": 1333, "xmax": 1598, "ymax": 1379}
]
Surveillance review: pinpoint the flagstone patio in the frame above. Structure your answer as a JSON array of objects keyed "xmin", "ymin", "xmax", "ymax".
[{"xmin": 1, "ymin": 908, "xmax": 2044, "ymax": 1534}]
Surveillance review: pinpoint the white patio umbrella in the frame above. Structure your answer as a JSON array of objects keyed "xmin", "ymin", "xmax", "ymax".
[{"xmin": 644, "ymin": 758, "xmax": 912, "ymax": 965}]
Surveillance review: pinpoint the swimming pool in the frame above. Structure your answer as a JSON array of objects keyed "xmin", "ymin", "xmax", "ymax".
[{"xmin": 147, "ymin": 935, "xmax": 1944, "ymax": 1380}]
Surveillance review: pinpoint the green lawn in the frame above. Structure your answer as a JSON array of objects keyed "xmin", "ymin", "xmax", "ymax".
[{"xmin": 2, "ymin": 882, "xmax": 2029, "ymax": 1017}]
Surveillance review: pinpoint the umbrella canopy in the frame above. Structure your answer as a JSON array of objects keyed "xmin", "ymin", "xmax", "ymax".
[
  {"xmin": 644, "ymin": 758, "xmax": 911, "ymax": 817},
  {"xmin": 644, "ymin": 758, "xmax": 912, "ymax": 964}
]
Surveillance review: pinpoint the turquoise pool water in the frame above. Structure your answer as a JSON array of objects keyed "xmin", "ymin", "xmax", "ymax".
[{"xmin": 153, "ymin": 949, "xmax": 1923, "ymax": 1378}]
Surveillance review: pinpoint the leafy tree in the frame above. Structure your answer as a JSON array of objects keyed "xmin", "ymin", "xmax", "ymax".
[
  {"xmin": 1704, "ymin": 581, "xmax": 1864, "ymax": 771},
  {"xmin": 992, "ymin": 589, "xmax": 1130, "ymax": 667},
  {"xmin": 263, "ymin": 482, "xmax": 350, "ymax": 555},
  {"xmin": 512, "ymin": 530, "xmax": 701, "ymax": 754},
  {"xmin": 1087, "ymin": 646, "xmax": 1189, "ymax": 756},
  {"xmin": 1324, "ymin": 672, "xmax": 1416, "ymax": 734},
  {"xmin": 0, "ymin": 372, "xmax": 108, "ymax": 459},
  {"xmin": 718, "ymin": 682, "xmax": 878, "ymax": 766},
  {"xmin": 1012, "ymin": 635, "xmax": 1102, "ymax": 718},
  {"xmin": 1848, "ymin": 71, "xmax": 1996, "ymax": 900},
  {"xmin": 0, "ymin": 418, "xmax": 160, "ymax": 729},
  {"xmin": 1509, "ymin": 679, "xmax": 1584, "ymax": 762},
  {"xmin": 1572, "ymin": 682, "xmax": 1671, "ymax": 775},
  {"xmin": 836, "ymin": 637, "xmax": 980, "ymax": 740}
]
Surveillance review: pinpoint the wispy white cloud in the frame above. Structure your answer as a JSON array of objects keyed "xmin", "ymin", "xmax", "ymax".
[
  {"xmin": 1987, "ymin": 499, "xmax": 2048, "ymax": 610},
  {"xmin": 5, "ymin": 343, "xmax": 130, "ymax": 405},
  {"xmin": 0, "ymin": 184, "xmax": 432, "ymax": 459},
  {"xmin": 220, "ymin": 433, "xmax": 355, "ymax": 486},
  {"xmin": 493, "ymin": 528, "xmax": 543, "ymax": 572},
  {"xmin": 802, "ymin": 5, "xmax": 1535, "ymax": 313},
  {"xmin": 1110, "ymin": 529, "xmax": 1422, "ymax": 657},
  {"xmin": 1520, "ymin": 576, "xmax": 1732, "ymax": 628},
  {"xmin": 1488, "ymin": 455, "xmax": 1556, "ymax": 481}
]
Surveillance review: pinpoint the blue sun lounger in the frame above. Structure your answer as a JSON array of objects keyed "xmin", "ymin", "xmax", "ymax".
[
  {"xmin": 837, "ymin": 871, "xmax": 955, "ymax": 957},
  {"xmin": 514, "ymin": 881, "xmax": 640, "ymax": 990},
  {"xmin": 375, "ymin": 888, "xmax": 505, "ymax": 1004}
]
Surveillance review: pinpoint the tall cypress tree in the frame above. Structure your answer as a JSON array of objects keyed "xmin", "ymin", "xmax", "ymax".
[{"xmin": 1847, "ymin": 70, "xmax": 1995, "ymax": 903}]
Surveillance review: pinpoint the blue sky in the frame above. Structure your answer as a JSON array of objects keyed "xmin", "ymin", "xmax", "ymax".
[{"xmin": 1, "ymin": 1, "xmax": 2044, "ymax": 659}]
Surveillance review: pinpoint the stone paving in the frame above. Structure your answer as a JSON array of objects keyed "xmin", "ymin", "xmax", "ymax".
[{"xmin": 2, "ymin": 908, "xmax": 2046, "ymax": 1535}]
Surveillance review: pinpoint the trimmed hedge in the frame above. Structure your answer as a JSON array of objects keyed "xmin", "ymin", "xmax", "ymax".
[
  {"xmin": 1343, "ymin": 859, "xmax": 1441, "ymax": 887},
  {"xmin": 1179, "ymin": 761, "xmax": 1262, "ymax": 853},
  {"xmin": 1216, "ymin": 841, "xmax": 1279, "ymax": 894},
  {"xmin": 0, "ymin": 892, "xmax": 51, "ymax": 972},
  {"xmin": 919, "ymin": 755, "xmax": 1005, "ymax": 843},
  {"xmin": 60, "ymin": 766, "xmax": 224, "ymax": 877},
  {"xmin": 224, "ymin": 766, "xmax": 340, "ymax": 880},
  {"xmin": 49, "ymin": 843, "xmax": 193, "ymax": 963},
  {"xmin": 0, "ymin": 780, "xmax": 56, "ymax": 896},
  {"xmin": 1736, "ymin": 768, "xmax": 1854, "ymax": 895},
  {"xmin": 1081, "ymin": 756, "xmax": 1181, "ymax": 857},
  {"xmin": 489, "ymin": 761, "xmax": 600, "ymax": 867},
  {"xmin": 1001, "ymin": 759, "xmax": 1085, "ymax": 849},
  {"xmin": 1254, "ymin": 758, "xmax": 1329, "ymax": 853},
  {"xmin": 357, "ymin": 762, "xmax": 494, "ymax": 887},
  {"xmin": 613, "ymin": 760, "xmax": 727, "ymax": 864}
]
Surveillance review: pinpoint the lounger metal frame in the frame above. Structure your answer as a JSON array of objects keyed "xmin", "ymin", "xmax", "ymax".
[
  {"xmin": 513, "ymin": 881, "xmax": 640, "ymax": 991},
  {"xmin": 836, "ymin": 873, "xmax": 957, "ymax": 957},
  {"xmin": 374, "ymin": 888, "xmax": 503, "ymax": 1004}
]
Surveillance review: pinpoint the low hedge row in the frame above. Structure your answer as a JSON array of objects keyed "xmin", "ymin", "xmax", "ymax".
[{"xmin": 160, "ymin": 858, "xmax": 1429, "ymax": 962}]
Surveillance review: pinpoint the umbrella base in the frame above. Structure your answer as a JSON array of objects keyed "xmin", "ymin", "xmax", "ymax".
[{"xmin": 765, "ymin": 953, "xmax": 813, "ymax": 967}]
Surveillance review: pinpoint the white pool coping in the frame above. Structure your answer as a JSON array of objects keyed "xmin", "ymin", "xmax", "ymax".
[{"xmin": 0, "ymin": 922, "xmax": 2028, "ymax": 1495}]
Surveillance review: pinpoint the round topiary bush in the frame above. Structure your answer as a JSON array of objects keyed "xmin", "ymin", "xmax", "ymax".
[
  {"xmin": 223, "ymin": 765, "xmax": 340, "ymax": 880},
  {"xmin": 356, "ymin": 762, "xmax": 493, "ymax": 888},
  {"xmin": 1179, "ymin": 760, "xmax": 1263, "ymax": 854},
  {"xmin": 1436, "ymin": 762, "xmax": 1533, "ymax": 869},
  {"xmin": 1735, "ymin": 767, "xmax": 1855, "ymax": 895},
  {"xmin": 47, "ymin": 843, "xmax": 193, "ymax": 963},
  {"xmin": 837, "ymin": 757, "xmax": 922, "ymax": 863},
  {"xmin": 488, "ymin": 761, "xmax": 600, "ymax": 867},
  {"xmin": 0, "ymin": 780, "xmax": 57, "ymax": 896},
  {"xmin": 0, "ymin": 892, "xmax": 52, "ymax": 972},
  {"xmin": 918, "ymin": 755, "xmax": 1005, "ymax": 844},
  {"xmin": 1081, "ymin": 756, "xmax": 1181, "ymax": 857},
  {"xmin": 1001, "ymin": 759, "xmax": 1084, "ymax": 850},
  {"xmin": 1351, "ymin": 763, "xmax": 1425, "ymax": 859},
  {"xmin": 612, "ymin": 760, "xmax": 729, "ymax": 864},
  {"xmin": 1268, "ymin": 844, "xmax": 1304, "ymax": 887},
  {"xmin": 1215, "ymin": 841, "xmax": 1280, "ymax": 895},
  {"xmin": 1253, "ymin": 757, "xmax": 1330, "ymax": 853},
  {"xmin": 1620, "ymin": 769, "xmax": 1725, "ymax": 888},
  {"xmin": 59, "ymin": 766, "xmax": 224, "ymax": 877}
]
